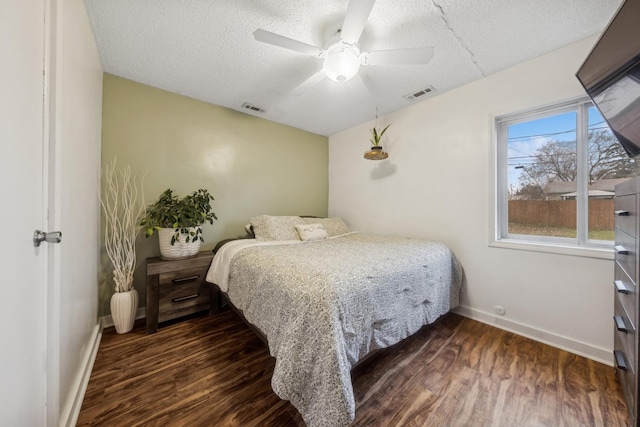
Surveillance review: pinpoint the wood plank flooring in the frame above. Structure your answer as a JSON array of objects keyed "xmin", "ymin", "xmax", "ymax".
[{"xmin": 77, "ymin": 310, "xmax": 630, "ymax": 426}]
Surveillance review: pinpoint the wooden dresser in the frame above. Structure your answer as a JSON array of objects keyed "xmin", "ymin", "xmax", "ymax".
[
  {"xmin": 614, "ymin": 177, "xmax": 640, "ymax": 425},
  {"xmin": 146, "ymin": 251, "xmax": 216, "ymax": 334}
]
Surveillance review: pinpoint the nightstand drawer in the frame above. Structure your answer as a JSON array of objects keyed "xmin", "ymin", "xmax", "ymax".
[
  {"xmin": 158, "ymin": 265, "xmax": 208, "ymax": 287},
  {"xmin": 615, "ymin": 194, "xmax": 636, "ymax": 238},
  {"xmin": 615, "ymin": 263, "xmax": 637, "ymax": 325},
  {"xmin": 158, "ymin": 266, "xmax": 210, "ymax": 322},
  {"xmin": 146, "ymin": 251, "xmax": 215, "ymax": 334}
]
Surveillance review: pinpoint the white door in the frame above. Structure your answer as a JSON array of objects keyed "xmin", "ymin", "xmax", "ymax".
[{"xmin": 0, "ymin": 0, "xmax": 50, "ymax": 424}]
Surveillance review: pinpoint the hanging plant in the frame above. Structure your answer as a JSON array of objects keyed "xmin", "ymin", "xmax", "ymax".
[
  {"xmin": 369, "ymin": 124, "xmax": 391, "ymax": 147},
  {"xmin": 364, "ymin": 123, "xmax": 391, "ymax": 160}
]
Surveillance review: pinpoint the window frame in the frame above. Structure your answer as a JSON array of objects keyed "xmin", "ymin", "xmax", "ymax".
[{"xmin": 491, "ymin": 97, "xmax": 614, "ymax": 259}]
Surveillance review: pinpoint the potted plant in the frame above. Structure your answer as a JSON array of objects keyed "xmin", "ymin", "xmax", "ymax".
[
  {"xmin": 140, "ymin": 188, "xmax": 217, "ymax": 260},
  {"xmin": 100, "ymin": 158, "xmax": 146, "ymax": 334},
  {"xmin": 364, "ymin": 123, "xmax": 391, "ymax": 160}
]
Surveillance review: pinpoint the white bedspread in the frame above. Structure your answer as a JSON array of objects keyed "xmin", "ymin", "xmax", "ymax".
[
  {"xmin": 205, "ymin": 233, "xmax": 462, "ymax": 427},
  {"xmin": 205, "ymin": 238, "xmax": 301, "ymax": 292}
]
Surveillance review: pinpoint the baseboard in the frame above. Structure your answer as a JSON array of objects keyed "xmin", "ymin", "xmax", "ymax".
[
  {"xmin": 100, "ymin": 307, "xmax": 146, "ymax": 329},
  {"xmin": 453, "ymin": 305, "xmax": 613, "ymax": 366},
  {"xmin": 59, "ymin": 323, "xmax": 102, "ymax": 427}
]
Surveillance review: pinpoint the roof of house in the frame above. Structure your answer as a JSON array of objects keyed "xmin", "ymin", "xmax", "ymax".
[
  {"xmin": 544, "ymin": 178, "xmax": 631, "ymax": 195},
  {"xmin": 560, "ymin": 190, "xmax": 615, "ymax": 199}
]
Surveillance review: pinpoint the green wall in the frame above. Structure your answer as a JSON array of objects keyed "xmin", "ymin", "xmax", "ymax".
[{"xmin": 100, "ymin": 74, "xmax": 328, "ymax": 316}]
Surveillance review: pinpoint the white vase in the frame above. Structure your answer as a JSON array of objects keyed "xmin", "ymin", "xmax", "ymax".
[
  {"xmin": 110, "ymin": 289, "xmax": 138, "ymax": 334},
  {"xmin": 158, "ymin": 227, "xmax": 201, "ymax": 260}
]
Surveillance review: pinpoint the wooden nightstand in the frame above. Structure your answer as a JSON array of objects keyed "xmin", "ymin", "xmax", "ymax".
[{"xmin": 146, "ymin": 251, "xmax": 217, "ymax": 334}]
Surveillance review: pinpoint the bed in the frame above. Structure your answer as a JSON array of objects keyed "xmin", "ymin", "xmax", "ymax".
[{"xmin": 205, "ymin": 216, "xmax": 462, "ymax": 427}]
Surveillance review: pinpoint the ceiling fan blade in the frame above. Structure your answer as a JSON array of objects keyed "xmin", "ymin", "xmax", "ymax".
[
  {"xmin": 362, "ymin": 47, "xmax": 434, "ymax": 66},
  {"xmin": 340, "ymin": 0, "xmax": 376, "ymax": 45},
  {"xmin": 347, "ymin": 75, "xmax": 371, "ymax": 101},
  {"xmin": 292, "ymin": 71, "xmax": 326, "ymax": 96},
  {"xmin": 253, "ymin": 29, "xmax": 324, "ymax": 57}
]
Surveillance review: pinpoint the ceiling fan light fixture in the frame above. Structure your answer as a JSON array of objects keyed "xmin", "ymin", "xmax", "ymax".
[{"xmin": 323, "ymin": 43, "xmax": 361, "ymax": 82}]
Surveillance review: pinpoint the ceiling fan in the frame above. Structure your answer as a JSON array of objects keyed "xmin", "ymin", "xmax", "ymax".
[{"xmin": 253, "ymin": 0, "xmax": 434, "ymax": 94}]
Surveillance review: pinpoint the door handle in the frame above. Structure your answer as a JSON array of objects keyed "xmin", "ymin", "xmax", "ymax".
[{"xmin": 33, "ymin": 230, "xmax": 62, "ymax": 247}]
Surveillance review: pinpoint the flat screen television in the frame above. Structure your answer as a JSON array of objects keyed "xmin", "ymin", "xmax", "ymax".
[{"xmin": 576, "ymin": 0, "xmax": 640, "ymax": 158}]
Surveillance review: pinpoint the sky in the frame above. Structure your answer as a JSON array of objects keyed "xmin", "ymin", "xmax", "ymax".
[{"xmin": 506, "ymin": 106, "xmax": 610, "ymax": 189}]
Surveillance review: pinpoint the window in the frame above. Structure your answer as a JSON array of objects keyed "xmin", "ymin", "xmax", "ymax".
[{"xmin": 494, "ymin": 98, "xmax": 639, "ymax": 255}]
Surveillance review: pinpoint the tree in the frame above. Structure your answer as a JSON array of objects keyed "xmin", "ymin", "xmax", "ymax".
[
  {"xmin": 515, "ymin": 129, "xmax": 639, "ymax": 199},
  {"xmin": 513, "ymin": 183, "xmax": 545, "ymax": 200},
  {"xmin": 588, "ymin": 129, "xmax": 640, "ymax": 180}
]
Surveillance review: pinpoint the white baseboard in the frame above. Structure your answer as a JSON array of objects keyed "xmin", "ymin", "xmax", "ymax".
[
  {"xmin": 59, "ymin": 323, "xmax": 102, "ymax": 427},
  {"xmin": 60, "ymin": 308, "xmax": 147, "ymax": 425},
  {"xmin": 453, "ymin": 305, "xmax": 613, "ymax": 366},
  {"xmin": 100, "ymin": 307, "xmax": 146, "ymax": 329}
]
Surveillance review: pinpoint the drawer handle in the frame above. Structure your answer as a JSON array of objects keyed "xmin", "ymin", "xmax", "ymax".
[
  {"xmin": 615, "ymin": 245, "xmax": 629, "ymax": 255},
  {"xmin": 614, "ymin": 350, "xmax": 627, "ymax": 371},
  {"xmin": 172, "ymin": 293, "xmax": 199, "ymax": 303},
  {"xmin": 614, "ymin": 315, "xmax": 628, "ymax": 333},
  {"xmin": 172, "ymin": 275, "xmax": 200, "ymax": 284},
  {"xmin": 614, "ymin": 210, "xmax": 630, "ymax": 216},
  {"xmin": 615, "ymin": 280, "xmax": 630, "ymax": 294}
]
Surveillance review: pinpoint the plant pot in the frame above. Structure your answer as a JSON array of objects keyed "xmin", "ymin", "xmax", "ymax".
[
  {"xmin": 364, "ymin": 146, "xmax": 389, "ymax": 160},
  {"xmin": 110, "ymin": 288, "xmax": 138, "ymax": 334},
  {"xmin": 158, "ymin": 227, "xmax": 201, "ymax": 260}
]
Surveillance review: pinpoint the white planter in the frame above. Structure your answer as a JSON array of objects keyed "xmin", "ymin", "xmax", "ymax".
[
  {"xmin": 110, "ymin": 288, "xmax": 138, "ymax": 334},
  {"xmin": 158, "ymin": 227, "xmax": 201, "ymax": 260}
]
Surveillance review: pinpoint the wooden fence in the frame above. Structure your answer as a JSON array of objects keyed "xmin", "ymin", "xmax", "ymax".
[{"xmin": 508, "ymin": 199, "xmax": 614, "ymax": 229}]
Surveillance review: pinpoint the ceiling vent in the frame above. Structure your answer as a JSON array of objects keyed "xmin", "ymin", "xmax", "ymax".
[
  {"xmin": 403, "ymin": 86, "xmax": 435, "ymax": 101},
  {"xmin": 241, "ymin": 102, "xmax": 266, "ymax": 113}
]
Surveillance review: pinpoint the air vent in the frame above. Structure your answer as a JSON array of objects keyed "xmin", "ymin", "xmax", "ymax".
[
  {"xmin": 241, "ymin": 102, "xmax": 266, "ymax": 113},
  {"xmin": 403, "ymin": 86, "xmax": 435, "ymax": 101}
]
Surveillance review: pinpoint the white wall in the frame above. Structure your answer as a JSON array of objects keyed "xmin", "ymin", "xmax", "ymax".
[
  {"xmin": 54, "ymin": 0, "xmax": 103, "ymax": 424},
  {"xmin": 329, "ymin": 36, "xmax": 614, "ymax": 364}
]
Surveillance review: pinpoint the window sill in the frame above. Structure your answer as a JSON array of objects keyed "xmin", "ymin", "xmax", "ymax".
[{"xmin": 490, "ymin": 238, "xmax": 614, "ymax": 260}]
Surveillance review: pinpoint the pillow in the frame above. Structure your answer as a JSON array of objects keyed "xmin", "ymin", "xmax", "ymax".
[
  {"xmin": 302, "ymin": 217, "xmax": 350, "ymax": 237},
  {"xmin": 249, "ymin": 215, "xmax": 303, "ymax": 241},
  {"xmin": 295, "ymin": 223, "xmax": 328, "ymax": 242}
]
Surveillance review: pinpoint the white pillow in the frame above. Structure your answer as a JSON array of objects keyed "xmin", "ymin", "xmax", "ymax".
[
  {"xmin": 302, "ymin": 217, "xmax": 350, "ymax": 236},
  {"xmin": 250, "ymin": 215, "xmax": 303, "ymax": 241},
  {"xmin": 295, "ymin": 223, "xmax": 328, "ymax": 242}
]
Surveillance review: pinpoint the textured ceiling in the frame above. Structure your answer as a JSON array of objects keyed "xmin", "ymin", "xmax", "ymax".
[{"xmin": 84, "ymin": 0, "xmax": 622, "ymax": 136}]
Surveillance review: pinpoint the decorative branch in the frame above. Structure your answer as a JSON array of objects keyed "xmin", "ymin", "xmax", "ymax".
[{"xmin": 100, "ymin": 158, "xmax": 146, "ymax": 293}]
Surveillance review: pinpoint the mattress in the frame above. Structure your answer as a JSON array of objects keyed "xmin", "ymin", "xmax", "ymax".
[{"xmin": 206, "ymin": 232, "xmax": 462, "ymax": 426}]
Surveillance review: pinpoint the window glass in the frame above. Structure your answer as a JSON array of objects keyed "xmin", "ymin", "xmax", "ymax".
[
  {"xmin": 496, "ymin": 98, "xmax": 640, "ymax": 251},
  {"xmin": 587, "ymin": 106, "xmax": 638, "ymax": 242},
  {"xmin": 507, "ymin": 111, "xmax": 577, "ymax": 238}
]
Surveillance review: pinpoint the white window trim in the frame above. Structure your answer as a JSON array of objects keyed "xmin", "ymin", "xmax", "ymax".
[{"xmin": 490, "ymin": 97, "xmax": 614, "ymax": 260}]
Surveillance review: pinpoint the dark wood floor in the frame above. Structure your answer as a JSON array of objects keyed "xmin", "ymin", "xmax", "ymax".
[{"xmin": 77, "ymin": 310, "xmax": 630, "ymax": 426}]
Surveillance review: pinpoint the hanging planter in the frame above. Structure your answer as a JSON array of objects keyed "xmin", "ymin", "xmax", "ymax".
[
  {"xmin": 364, "ymin": 123, "xmax": 390, "ymax": 160},
  {"xmin": 364, "ymin": 146, "xmax": 389, "ymax": 160}
]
